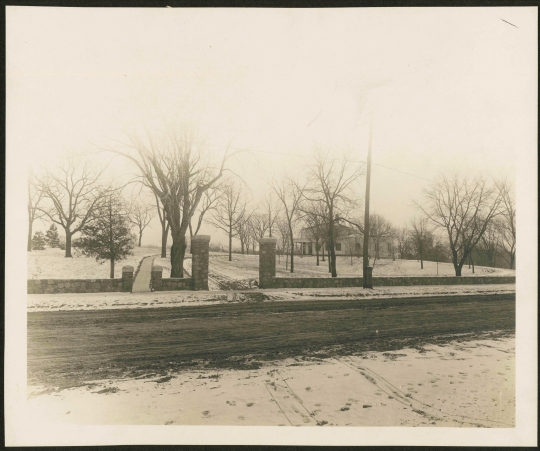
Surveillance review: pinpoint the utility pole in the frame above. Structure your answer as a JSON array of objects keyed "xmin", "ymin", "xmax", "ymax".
[{"xmin": 363, "ymin": 116, "xmax": 373, "ymax": 288}]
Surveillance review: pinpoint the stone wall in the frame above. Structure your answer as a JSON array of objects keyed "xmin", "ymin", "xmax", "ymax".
[
  {"xmin": 28, "ymin": 265, "xmax": 134, "ymax": 294},
  {"xmin": 259, "ymin": 238, "xmax": 277, "ymax": 289},
  {"xmin": 191, "ymin": 235, "xmax": 210, "ymax": 291},
  {"xmin": 268, "ymin": 275, "xmax": 516, "ymax": 289},
  {"xmin": 150, "ymin": 237, "xmax": 210, "ymax": 291},
  {"xmin": 150, "ymin": 265, "xmax": 195, "ymax": 291},
  {"xmin": 373, "ymin": 276, "xmax": 515, "ymax": 286}
]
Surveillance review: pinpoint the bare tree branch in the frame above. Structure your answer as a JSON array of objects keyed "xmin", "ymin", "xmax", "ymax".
[{"xmin": 416, "ymin": 174, "xmax": 503, "ymax": 276}]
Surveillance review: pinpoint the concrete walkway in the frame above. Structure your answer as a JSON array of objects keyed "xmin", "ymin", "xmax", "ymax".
[{"xmin": 132, "ymin": 256, "xmax": 156, "ymax": 293}]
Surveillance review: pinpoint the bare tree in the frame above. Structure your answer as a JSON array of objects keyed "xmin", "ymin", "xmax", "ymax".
[
  {"xmin": 275, "ymin": 217, "xmax": 292, "ymax": 268},
  {"xmin": 426, "ymin": 232, "xmax": 451, "ymax": 264},
  {"xmin": 416, "ymin": 174, "xmax": 502, "ymax": 276},
  {"xmin": 367, "ymin": 214, "xmax": 394, "ymax": 264},
  {"xmin": 153, "ymin": 192, "xmax": 170, "ymax": 258},
  {"xmin": 496, "ymin": 180, "xmax": 516, "ymax": 269},
  {"xmin": 394, "ymin": 226, "xmax": 412, "ymax": 260},
  {"xmin": 306, "ymin": 149, "xmax": 364, "ymax": 277},
  {"xmin": 209, "ymin": 180, "xmax": 246, "ymax": 261},
  {"xmin": 27, "ymin": 170, "xmax": 46, "ymax": 252},
  {"xmin": 248, "ymin": 212, "xmax": 270, "ymax": 244},
  {"xmin": 272, "ymin": 177, "xmax": 304, "ymax": 273},
  {"xmin": 300, "ymin": 200, "xmax": 328, "ymax": 266},
  {"xmin": 128, "ymin": 200, "xmax": 156, "ymax": 247},
  {"xmin": 339, "ymin": 214, "xmax": 392, "ymax": 267},
  {"xmin": 343, "ymin": 234, "xmax": 361, "ymax": 266},
  {"xmin": 189, "ymin": 184, "xmax": 221, "ymax": 239},
  {"xmin": 235, "ymin": 208, "xmax": 253, "ymax": 255},
  {"xmin": 244, "ymin": 220, "xmax": 257, "ymax": 255},
  {"xmin": 409, "ymin": 217, "xmax": 431, "ymax": 269},
  {"xmin": 263, "ymin": 193, "xmax": 282, "ymax": 238},
  {"xmin": 475, "ymin": 220, "xmax": 499, "ymax": 267},
  {"xmin": 102, "ymin": 128, "xmax": 237, "ymax": 277},
  {"xmin": 37, "ymin": 156, "xmax": 108, "ymax": 257}
]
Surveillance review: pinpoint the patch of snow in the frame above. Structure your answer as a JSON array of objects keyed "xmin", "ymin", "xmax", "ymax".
[{"xmin": 28, "ymin": 246, "xmax": 160, "ymax": 280}]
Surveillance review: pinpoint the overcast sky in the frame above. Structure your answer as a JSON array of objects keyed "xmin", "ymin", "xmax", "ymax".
[{"xmin": 7, "ymin": 7, "xmax": 537, "ymax": 247}]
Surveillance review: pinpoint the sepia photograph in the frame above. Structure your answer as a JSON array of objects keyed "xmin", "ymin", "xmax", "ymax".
[{"xmin": 5, "ymin": 5, "xmax": 537, "ymax": 447}]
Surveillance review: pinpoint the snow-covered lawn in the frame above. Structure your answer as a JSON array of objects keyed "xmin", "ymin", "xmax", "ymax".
[
  {"xmin": 28, "ymin": 246, "xmax": 161, "ymax": 280},
  {"xmin": 205, "ymin": 253, "xmax": 515, "ymax": 280}
]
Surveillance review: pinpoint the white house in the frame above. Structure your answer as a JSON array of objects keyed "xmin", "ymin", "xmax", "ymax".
[{"xmin": 293, "ymin": 224, "xmax": 396, "ymax": 259}]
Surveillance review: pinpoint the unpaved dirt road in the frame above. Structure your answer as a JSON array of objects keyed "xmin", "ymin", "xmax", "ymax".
[
  {"xmin": 28, "ymin": 293, "xmax": 515, "ymax": 388},
  {"xmin": 27, "ymin": 336, "xmax": 515, "ymax": 427}
]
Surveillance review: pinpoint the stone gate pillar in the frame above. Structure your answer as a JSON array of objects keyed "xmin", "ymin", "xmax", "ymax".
[
  {"xmin": 122, "ymin": 265, "xmax": 134, "ymax": 292},
  {"xmin": 151, "ymin": 265, "xmax": 163, "ymax": 291},
  {"xmin": 191, "ymin": 235, "xmax": 210, "ymax": 291},
  {"xmin": 259, "ymin": 238, "xmax": 277, "ymax": 289}
]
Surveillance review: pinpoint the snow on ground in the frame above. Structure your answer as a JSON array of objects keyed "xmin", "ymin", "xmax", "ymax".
[
  {"xmin": 207, "ymin": 253, "xmax": 515, "ymax": 279},
  {"xmin": 27, "ymin": 246, "xmax": 161, "ymax": 280},
  {"xmin": 27, "ymin": 284, "xmax": 516, "ymax": 312},
  {"xmin": 27, "ymin": 335, "xmax": 515, "ymax": 427}
]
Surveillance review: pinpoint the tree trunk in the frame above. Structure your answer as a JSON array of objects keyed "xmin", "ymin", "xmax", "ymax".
[
  {"xmin": 289, "ymin": 232, "xmax": 294, "ymax": 273},
  {"xmin": 328, "ymin": 210, "xmax": 337, "ymax": 278},
  {"xmin": 161, "ymin": 222, "xmax": 169, "ymax": 258},
  {"xmin": 328, "ymin": 243, "xmax": 331, "ymax": 273},
  {"xmin": 471, "ymin": 254, "xmax": 475, "ymax": 274},
  {"xmin": 329, "ymin": 243, "xmax": 337, "ymax": 277},
  {"xmin": 138, "ymin": 232, "xmax": 142, "ymax": 247},
  {"xmin": 188, "ymin": 223, "xmax": 193, "ymax": 255},
  {"xmin": 28, "ymin": 218, "xmax": 33, "ymax": 252},
  {"xmin": 315, "ymin": 239, "xmax": 320, "ymax": 266},
  {"xmin": 110, "ymin": 258, "xmax": 115, "ymax": 279},
  {"xmin": 420, "ymin": 258, "xmax": 423, "ymax": 270},
  {"xmin": 170, "ymin": 234, "xmax": 186, "ymax": 278},
  {"xmin": 241, "ymin": 240, "xmax": 245, "ymax": 255},
  {"xmin": 229, "ymin": 224, "xmax": 232, "ymax": 262},
  {"xmin": 321, "ymin": 241, "xmax": 325, "ymax": 262},
  {"xmin": 452, "ymin": 250, "xmax": 461, "ymax": 276},
  {"xmin": 510, "ymin": 253, "xmax": 515, "ymax": 270},
  {"xmin": 328, "ymin": 217, "xmax": 333, "ymax": 272},
  {"xmin": 65, "ymin": 231, "xmax": 73, "ymax": 258}
]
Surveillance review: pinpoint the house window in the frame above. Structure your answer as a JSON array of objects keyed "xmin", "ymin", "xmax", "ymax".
[{"xmin": 335, "ymin": 243, "xmax": 342, "ymax": 251}]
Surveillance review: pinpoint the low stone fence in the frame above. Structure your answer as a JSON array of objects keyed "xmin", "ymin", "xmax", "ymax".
[
  {"xmin": 150, "ymin": 266, "xmax": 194, "ymax": 291},
  {"xmin": 150, "ymin": 235, "xmax": 210, "ymax": 291},
  {"xmin": 259, "ymin": 238, "xmax": 515, "ymax": 289},
  {"xmin": 267, "ymin": 275, "xmax": 516, "ymax": 289},
  {"xmin": 27, "ymin": 266, "xmax": 134, "ymax": 294}
]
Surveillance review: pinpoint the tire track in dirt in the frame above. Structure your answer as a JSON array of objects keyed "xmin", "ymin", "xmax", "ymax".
[
  {"xmin": 335, "ymin": 357, "xmax": 512, "ymax": 427},
  {"xmin": 263, "ymin": 369, "xmax": 321, "ymax": 426}
]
